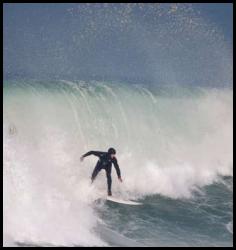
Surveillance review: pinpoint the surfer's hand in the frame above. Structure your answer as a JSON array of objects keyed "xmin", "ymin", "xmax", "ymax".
[
  {"xmin": 80, "ymin": 156, "xmax": 84, "ymax": 162},
  {"xmin": 118, "ymin": 177, "xmax": 123, "ymax": 183}
]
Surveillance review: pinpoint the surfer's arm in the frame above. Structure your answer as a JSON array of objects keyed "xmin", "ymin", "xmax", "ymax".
[
  {"xmin": 80, "ymin": 151, "xmax": 104, "ymax": 161},
  {"xmin": 113, "ymin": 158, "xmax": 122, "ymax": 181}
]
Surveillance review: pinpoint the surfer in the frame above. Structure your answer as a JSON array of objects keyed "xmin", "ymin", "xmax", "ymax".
[{"xmin": 80, "ymin": 148, "xmax": 123, "ymax": 196}]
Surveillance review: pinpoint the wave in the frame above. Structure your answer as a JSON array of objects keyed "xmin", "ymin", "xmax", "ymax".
[{"xmin": 3, "ymin": 80, "xmax": 233, "ymax": 246}]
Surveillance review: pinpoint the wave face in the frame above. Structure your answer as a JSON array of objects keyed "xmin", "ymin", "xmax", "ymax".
[{"xmin": 3, "ymin": 80, "xmax": 233, "ymax": 246}]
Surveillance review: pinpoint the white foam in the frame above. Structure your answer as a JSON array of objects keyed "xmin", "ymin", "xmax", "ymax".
[
  {"xmin": 3, "ymin": 122, "xmax": 107, "ymax": 246},
  {"xmin": 226, "ymin": 221, "xmax": 233, "ymax": 234}
]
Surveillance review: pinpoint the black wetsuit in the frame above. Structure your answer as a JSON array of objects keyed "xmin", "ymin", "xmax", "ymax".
[{"xmin": 82, "ymin": 151, "xmax": 121, "ymax": 195}]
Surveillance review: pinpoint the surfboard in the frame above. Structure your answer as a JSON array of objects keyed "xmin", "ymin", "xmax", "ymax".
[{"xmin": 106, "ymin": 196, "xmax": 142, "ymax": 205}]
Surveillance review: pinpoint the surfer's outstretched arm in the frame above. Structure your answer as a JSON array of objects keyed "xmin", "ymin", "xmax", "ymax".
[
  {"xmin": 80, "ymin": 151, "xmax": 104, "ymax": 161},
  {"xmin": 113, "ymin": 158, "xmax": 122, "ymax": 182}
]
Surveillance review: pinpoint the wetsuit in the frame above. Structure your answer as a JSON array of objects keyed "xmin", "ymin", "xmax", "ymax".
[{"xmin": 82, "ymin": 151, "xmax": 121, "ymax": 195}]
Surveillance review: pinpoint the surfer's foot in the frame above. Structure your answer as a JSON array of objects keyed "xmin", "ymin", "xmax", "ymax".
[{"xmin": 108, "ymin": 191, "xmax": 112, "ymax": 196}]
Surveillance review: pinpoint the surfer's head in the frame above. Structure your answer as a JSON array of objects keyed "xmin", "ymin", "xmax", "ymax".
[{"xmin": 108, "ymin": 147, "xmax": 116, "ymax": 158}]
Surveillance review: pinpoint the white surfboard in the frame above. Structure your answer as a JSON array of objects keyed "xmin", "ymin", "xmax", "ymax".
[{"xmin": 106, "ymin": 196, "xmax": 142, "ymax": 205}]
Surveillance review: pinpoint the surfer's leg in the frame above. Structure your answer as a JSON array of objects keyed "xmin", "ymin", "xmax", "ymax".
[
  {"xmin": 106, "ymin": 171, "xmax": 112, "ymax": 196},
  {"xmin": 91, "ymin": 165, "xmax": 101, "ymax": 183}
]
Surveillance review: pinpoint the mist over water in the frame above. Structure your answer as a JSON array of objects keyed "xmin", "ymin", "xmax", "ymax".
[
  {"xmin": 4, "ymin": 3, "xmax": 232, "ymax": 88},
  {"xmin": 3, "ymin": 3, "xmax": 233, "ymax": 247}
]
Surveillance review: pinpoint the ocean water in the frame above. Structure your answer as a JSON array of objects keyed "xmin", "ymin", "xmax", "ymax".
[{"xmin": 3, "ymin": 80, "xmax": 233, "ymax": 247}]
